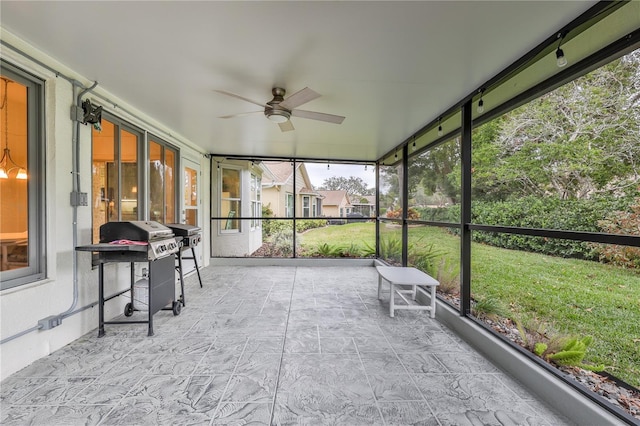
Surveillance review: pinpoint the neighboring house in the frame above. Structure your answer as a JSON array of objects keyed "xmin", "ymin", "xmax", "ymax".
[
  {"xmin": 316, "ymin": 190, "xmax": 352, "ymax": 218},
  {"xmin": 351, "ymin": 195, "xmax": 376, "ymax": 217},
  {"xmin": 261, "ymin": 161, "xmax": 323, "ymax": 218},
  {"xmin": 211, "ymin": 159, "xmax": 263, "ymax": 257}
]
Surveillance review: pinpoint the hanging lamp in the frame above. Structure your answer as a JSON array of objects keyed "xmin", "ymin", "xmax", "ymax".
[{"xmin": 0, "ymin": 78, "xmax": 27, "ymax": 180}]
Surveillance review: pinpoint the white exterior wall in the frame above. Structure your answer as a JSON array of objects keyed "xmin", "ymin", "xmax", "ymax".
[
  {"xmin": 0, "ymin": 30, "xmax": 210, "ymax": 382},
  {"xmin": 211, "ymin": 161, "xmax": 263, "ymax": 257}
]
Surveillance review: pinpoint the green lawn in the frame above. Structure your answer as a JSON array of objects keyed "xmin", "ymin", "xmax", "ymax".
[{"xmin": 299, "ymin": 223, "xmax": 640, "ymax": 387}]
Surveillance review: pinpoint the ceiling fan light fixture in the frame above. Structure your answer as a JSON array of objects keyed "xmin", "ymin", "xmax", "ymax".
[{"xmin": 265, "ymin": 109, "xmax": 290, "ymax": 123}]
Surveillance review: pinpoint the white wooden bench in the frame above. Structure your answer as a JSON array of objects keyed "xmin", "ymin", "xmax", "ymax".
[{"xmin": 376, "ymin": 266, "xmax": 439, "ymax": 318}]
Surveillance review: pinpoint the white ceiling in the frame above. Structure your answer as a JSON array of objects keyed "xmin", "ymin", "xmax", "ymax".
[{"xmin": 1, "ymin": 1, "xmax": 596, "ymax": 162}]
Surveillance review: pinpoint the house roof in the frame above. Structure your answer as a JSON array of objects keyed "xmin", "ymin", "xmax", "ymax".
[
  {"xmin": 299, "ymin": 187, "xmax": 321, "ymax": 196},
  {"xmin": 261, "ymin": 161, "xmax": 295, "ymax": 184},
  {"xmin": 352, "ymin": 195, "xmax": 376, "ymax": 205},
  {"xmin": 317, "ymin": 190, "xmax": 351, "ymax": 207}
]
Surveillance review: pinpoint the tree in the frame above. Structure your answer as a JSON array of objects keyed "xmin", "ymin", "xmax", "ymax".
[
  {"xmin": 318, "ymin": 176, "xmax": 373, "ymax": 196},
  {"xmin": 468, "ymin": 50, "xmax": 640, "ymax": 201},
  {"xmin": 379, "ymin": 165, "xmax": 401, "ymax": 212},
  {"xmin": 408, "ymin": 137, "xmax": 461, "ymax": 204}
]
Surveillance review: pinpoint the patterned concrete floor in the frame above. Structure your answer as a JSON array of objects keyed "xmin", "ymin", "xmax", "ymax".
[{"xmin": 0, "ymin": 266, "xmax": 573, "ymax": 425}]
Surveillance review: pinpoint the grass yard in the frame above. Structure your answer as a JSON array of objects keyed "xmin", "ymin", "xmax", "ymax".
[
  {"xmin": 299, "ymin": 222, "xmax": 640, "ymax": 387},
  {"xmin": 297, "ymin": 222, "xmax": 376, "ymax": 256}
]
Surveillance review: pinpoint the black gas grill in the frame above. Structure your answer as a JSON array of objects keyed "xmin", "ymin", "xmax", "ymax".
[
  {"xmin": 75, "ymin": 221, "xmax": 182, "ymax": 337},
  {"xmin": 165, "ymin": 223, "xmax": 202, "ymax": 249},
  {"xmin": 165, "ymin": 223, "xmax": 204, "ymax": 301},
  {"xmin": 100, "ymin": 221, "xmax": 180, "ymax": 261}
]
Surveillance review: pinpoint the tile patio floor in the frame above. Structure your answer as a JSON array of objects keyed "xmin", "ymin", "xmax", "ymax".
[{"xmin": 0, "ymin": 266, "xmax": 573, "ymax": 425}]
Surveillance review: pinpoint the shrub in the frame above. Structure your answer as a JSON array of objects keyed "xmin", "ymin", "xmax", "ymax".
[
  {"xmin": 472, "ymin": 297, "xmax": 505, "ymax": 322},
  {"xmin": 296, "ymin": 219, "xmax": 326, "ymax": 233},
  {"xmin": 417, "ymin": 205, "xmax": 460, "ymax": 222},
  {"xmin": 313, "ymin": 243, "xmax": 343, "ymax": 257},
  {"xmin": 386, "ymin": 207, "xmax": 420, "ymax": 220},
  {"xmin": 595, "ymin": 197, "xmax": 640, "ymax": 269},
  {"xmin": 469, "ymin": 196, "xmax": 630, "ymax": 259},
  {"xmin": 546, "ymin": 336, "xmax": 605, "ymax": 372},
  {"xmin": 378, "ymin": 235, "xmax": 403, "ymax": 264},
  {"xmin": 409, "ymin": 243, "xmax": 446, "ymax": 277},
  {"xmin": 514, "ymin": 318, "xmax": 605, "ymax": 372},
  {"xmin": 262, "ymin": 219, "xmax": 287, "ymax": 239},
  {"xmin": 435, "ymin": 257, "xmax": 460, "ymax": 296},
  {"xmin": 268, "ymin": 228, "xmax": 298, "ymax": 257},
  {"xmin": 341, "ymin": 243, "xmax": 362, "ymax": 257}
]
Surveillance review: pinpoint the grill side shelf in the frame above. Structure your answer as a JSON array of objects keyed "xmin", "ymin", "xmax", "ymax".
[{"xmin": 75, "ymin": 243, "xmax": 148, "ymax": 252}]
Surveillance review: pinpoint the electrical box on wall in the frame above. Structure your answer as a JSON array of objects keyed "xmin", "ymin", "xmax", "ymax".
[{"xmin": 70, "ymin": 191, "xmax": 88, "ymax": 206}]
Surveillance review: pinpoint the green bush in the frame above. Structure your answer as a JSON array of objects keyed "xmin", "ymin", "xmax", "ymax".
[
  {"xmin": 296, "ymin": 219, "xmax": 326, "ymax": 233},
  {"xmin": 268, "ymin": 228, "xmax": 297, "ymax": 257},
  {"xmin": 595, "ymin": 197, "xmax": 640, "ymax": 269},
  {"xmin": 312, "ymin": 243, "xmax": 343, "ymax": 257},
  {"xmin": 469, "ymin": 196, "xmax": 630, "ymax": 259},
  {"xmin": 417, "ymin": 205, "xmax": 460, "ymax": 222},
  {"xmin": 412, "ymin": 196, "xmax": 632, "ymax": 260},
  {"xmin": 377, "ymin": 235, "xmax": 403, "ymax": 264},
  {"xmin": 262, "ymin": 219, "xmax": 288, "ymax": 239}
]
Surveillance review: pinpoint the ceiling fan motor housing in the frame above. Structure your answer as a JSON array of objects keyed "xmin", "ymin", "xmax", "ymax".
[{"xmin": 265, "ymin": 88, "xmax": 291, "ymax": 123}]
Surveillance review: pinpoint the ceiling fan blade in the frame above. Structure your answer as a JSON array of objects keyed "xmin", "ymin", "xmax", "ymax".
[
  {"xmin": 291, "ymin": 109, "xmax": 345, "ymax": 124},
  {"xmin": 280, "ymin": 87, "xmax": 320, "ymax": 110},
  {"xmin": 218, "ymin": 111, "xmax": 262, "ymax": 119},
  {"xmin": 278, "ymin": 120, "xmax": 295, "ymax": 132},
  {"xmin": 213, "ymin": 89, "xmax": 267, "ymax": 108}
]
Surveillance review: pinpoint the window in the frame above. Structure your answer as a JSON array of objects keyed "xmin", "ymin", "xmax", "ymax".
[
  {"xmin": 0, "ymin": 62, "xmax": 44, "ymax": 289},
  {"xmin": 302, "ymin": 196, "xmax": 310, "ymax": 218},
  {"xmin": 149, "ymin": 137, "xmax": 177, "ymax": 223},
  {"xmin": 312, "ymin": 199, "xmax": 317, "ymax": 217},
  {"xmin": 91, "ymin": 115, "xmax": 141, "ymax": 243},
  {"xmin": 250, "ymin": 173, "xmax": 261, "ymax": 230},
  {"xmin": 285, "ymin": 193, "xmax": 294, "ymax": 218},
  {"xmin": 221, "ymin": 167, "xmax": 240, "ymax": 232}
]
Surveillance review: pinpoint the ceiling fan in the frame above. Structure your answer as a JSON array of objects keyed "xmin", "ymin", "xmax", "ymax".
[{"xmin": 214, "ymin": 87, "xmax": 345, "ymax": 132}]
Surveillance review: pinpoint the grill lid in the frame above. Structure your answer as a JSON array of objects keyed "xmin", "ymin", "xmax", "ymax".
[
  {"xmin": 100, "ymin": 221, "xmax": 174, "ymax": 243},
  {"xmin": 165, "ymin": 223, "xmax": 201, "ymax": 237}
]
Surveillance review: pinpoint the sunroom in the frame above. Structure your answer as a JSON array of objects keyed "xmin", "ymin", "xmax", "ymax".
[{"xmin": 1, "ymin": 1, "xmax": 639, "ymax": 425}]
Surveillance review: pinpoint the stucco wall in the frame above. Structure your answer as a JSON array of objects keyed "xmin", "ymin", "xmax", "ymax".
[
  {"xmin": 0, "ymin": 30, "xmax": 210, "ymax": 382},
  {"xmin": 211, "ymin": 161, "xmax": 263, "ymax": 257}
]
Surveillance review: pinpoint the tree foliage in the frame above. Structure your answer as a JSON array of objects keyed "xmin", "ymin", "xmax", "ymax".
[
  {"xmin": 409, "ymin": 138, "xmax": 461, "ymax": 204},
  {"xmin": 471, "ymin": 51, "xmax": 640, "ymax": 201},
  {"xmin": 319, "ymin": 176, "xmax": 373, "ymax": 196}
]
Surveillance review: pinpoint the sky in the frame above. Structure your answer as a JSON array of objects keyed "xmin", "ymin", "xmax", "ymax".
[{"xmin": 303, "ymin": 162, "xmax": 377, "ymax": 190}]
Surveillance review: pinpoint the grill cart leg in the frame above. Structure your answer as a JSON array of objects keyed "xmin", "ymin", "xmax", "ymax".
[
  {"xmin": 191, "ymin": 247, "xmax": 203, "ymax": 288},
  {"xmin": 175, "ymin": 251, "xmax": 186, "ymax": 306},
  {"xmin": 98, "ymin": 263, "xmax": 105, "ymax": 337}
]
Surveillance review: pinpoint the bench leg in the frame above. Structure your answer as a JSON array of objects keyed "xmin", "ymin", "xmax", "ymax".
[
  {"xmin": 389, "ymin": 282, "xmax": 395, "ymax": 317},
  {"xmin": 412, "ymin": 284, "xmax": 417, "ymax": 300},
  {"xmin": 377, "ymin": 274, "xmax": 383, "ymax": 300},
  {"xmin": 430, "ymin": 285, "xmax": 436, "ymax": 318}
]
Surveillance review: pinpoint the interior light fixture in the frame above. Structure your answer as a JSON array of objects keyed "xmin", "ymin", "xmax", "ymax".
[
  {"xmin": 556, "ymin": 33, "xmax": 568, "ymax": 68},
  {"xmin": 437, "ymin": 117, "xmax": 443, "ymax": 136},
  {"xmin": 266, "ymin": 110, "xmax": 290, "ymax": 123},
  {"xmin": 0, "ymin": 78, "xmax": 27, "ymax": 180},
  {"xmin": 412, "ymin": 137, "xmax": 416, "ymax": 151},
  {"xmin": 364, "ymin": 164, "xmax": 368, "ymax": 171},
  {"xmin": 327, "ymin": 162, "xmax": 330, "ymax": 170},
  {"xmin": 394, "ymin": 150, "xmax": 398, "ymax": 160},
  {"xmin": 477, "ymin": 89, "xmax": 485, "ymax": 114}
]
